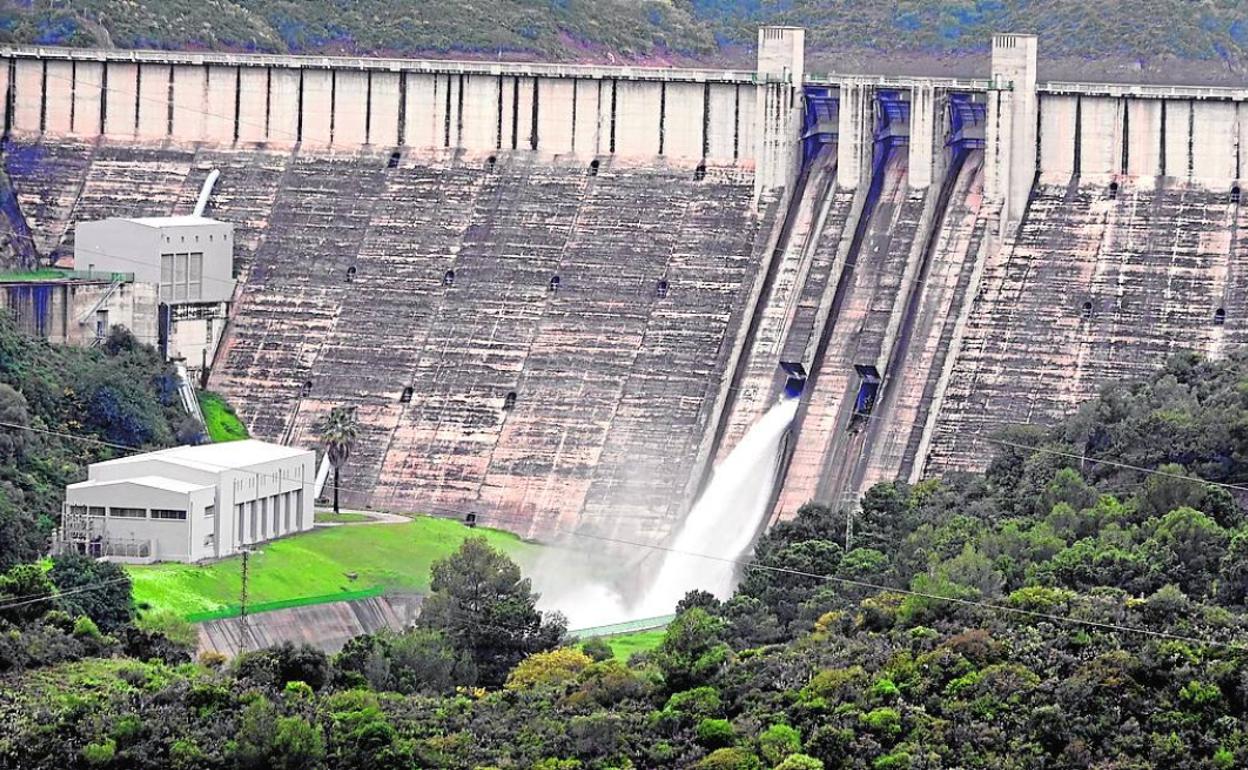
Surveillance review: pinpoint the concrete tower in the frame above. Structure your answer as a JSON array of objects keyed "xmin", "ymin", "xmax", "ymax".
[
  {"xmin": 755, "ymin": 26, "xmax": 805, "ymax": 197},
  {"xmin": 985, "ymin": 33, "xmax": 1038, "ymax": 228}
]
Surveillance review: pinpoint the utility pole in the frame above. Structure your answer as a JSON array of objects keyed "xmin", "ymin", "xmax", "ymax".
[{"xmin": 239, "ymin": 547, "xmax": 250, "ymax": 619}]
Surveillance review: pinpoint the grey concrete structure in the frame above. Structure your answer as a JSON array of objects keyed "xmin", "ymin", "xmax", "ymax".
[{"xmin": 6, "ymin": 26, "xmax": 1248, "ymax": 549}]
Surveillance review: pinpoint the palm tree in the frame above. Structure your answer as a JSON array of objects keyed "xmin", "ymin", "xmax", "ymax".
[{"xmin": 318, "ymin": 406, "xmax": 359, "ymax": 514}]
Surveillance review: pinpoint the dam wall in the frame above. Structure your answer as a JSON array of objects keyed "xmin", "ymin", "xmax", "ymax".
[{"xmin": 5, "ymin": 28, "xmax": 1248, "ymax": 545}]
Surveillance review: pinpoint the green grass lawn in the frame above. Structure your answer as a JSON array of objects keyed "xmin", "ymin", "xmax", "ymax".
[
  {"xmin": 128, "ymin": 518, "xmax": 537, "ymax": 619},
  {"xmin": 314, "ymin": 511, "xmax": 373, "ymax": 524},
  {"xmin": 198, "ymin": 390, "xmax": 248, "ymax": 442},
  {"xmin": 602, "ymin": 628, "xmax": 667, "ymax": 661}
]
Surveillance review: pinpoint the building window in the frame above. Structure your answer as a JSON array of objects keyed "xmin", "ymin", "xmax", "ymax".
[
  {"xmin": 109, "ymin": 507, "xmax": 146, "ymax": 518},
  {"xmin": 151, "ymin": 509, "xmax": 188, "ymax": 520},
  {"xmin": 204, "ymin": 505, "xmax": 216, "ymax": 518},
  {"xmin": 89, "ymin": 506, "xmax": 105, "ymax": 517},
  {"xmin": 160, "ymin": 252, "xmax": 205, "ymax": 302},
  {"xmin": 68, "ymin": 505, "xmax": 87, "ymax": 517}
]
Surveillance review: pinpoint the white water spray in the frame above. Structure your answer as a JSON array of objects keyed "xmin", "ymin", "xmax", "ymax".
[
  {"xmin": 636, "ymin": 396, "xmax": 799, "ymax": 617},
  {"xmin": 534, "ymin": 397, "xmax": 799, "ymax": 629}
]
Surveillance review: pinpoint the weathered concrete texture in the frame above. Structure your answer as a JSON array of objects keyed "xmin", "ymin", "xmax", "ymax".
[
  {"xmin": 2, "ymin": 140, "xmax": 95, "ymax": 256},
  {"xmin": 856, "ymin": 151, "xmax": 988, "ymax": 490},
  {"xmin": 615, "ymin": 81, "xmax": 662, "ymax": 157},
  {"xmin": 200, "ymin": 151, "xmax": 764, "ymax": 544},
  {"xmin": 334, "ymin": 70, "xmax": 369, "ymax": 146},
  {"xmin": 171, "ymin": 65, "xmax": 207, "ymax": 143},
  {"xmin": 715, "ymin": 148, "xmax": 845, "ymax": 465},
  {"xmin": 170, "ymin": 149, "xmax": 291, "ymax": 265},
  {"xmin": 926, "ymin": 179, "xmax": 1240, "ymax": 475},
  {"xmin": 63, "ymin": 145, "xmax": 195, "ymax": 255},
  {"xmin": 42, "ymin": 60, "xmax": 73, "ymax": 135},
  {"xmin": 197, "ymin": 594, "xmax": 420, "ymax": 658},
  {"xmin": 212, "ymin": 154, "xmax": 388, "ymax": 441},
  {"xmin": 137, "ymin": 64, "xmax": 171, "ymax": 141},
  {"xmin": 268, "ymin": 69, "xmax": 301, "ymax": 145},
  {"xmin": 776, "ymin": 149, "xmax": 929, "ymax": 516},
  {"xmin": 237, "ymin": 66, "xmax": 269, "ymax": 144},
  {"xmin": 301, "ymin": 69, "xmax": 334, "ymax": 147}
]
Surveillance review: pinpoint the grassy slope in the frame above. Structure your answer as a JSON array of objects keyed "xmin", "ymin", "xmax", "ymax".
[
  {"xmin": 604, "ymin": 628, "xmax": 666, "ymax": 661},
  {"xmin": 128, "ymin": 518, "xmax": 537, "ymax": 617},
  {"xmin": 197, "ymin": 391, "xmax": 248, "ymax": 443}
]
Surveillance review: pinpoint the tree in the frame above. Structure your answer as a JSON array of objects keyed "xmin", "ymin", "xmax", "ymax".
[
  {"xmin": 0, "ymin": 562, "xmax": 54, "ymax": 626},
  {"xmin": 653, "ymin": 608, "xmax": 729, "ymax": 691},
  {"xmin": 417, "ymin": 537, "xmax": 566, "ymax": 687},
  {"xmin": 317, "ymin": 406, "xmax": 359, "ymax": 514},
  {"xmin": 48, "ymin": 552, "xmax": 133, "ymax": 632}
]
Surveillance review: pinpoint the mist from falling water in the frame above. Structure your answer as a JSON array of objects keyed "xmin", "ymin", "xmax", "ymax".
[
  {"xmin": 537, "ymin": 397, "xmax": 799, "ymax": 629},
  {"xmin": 633, "ymin": 396, "xmax": 799, "ymax": 617}
]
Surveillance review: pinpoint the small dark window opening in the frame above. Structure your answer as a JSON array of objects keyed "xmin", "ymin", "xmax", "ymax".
[
  {"xmin": 400, "ymin": 386, "xmax": 413, "ymax": 403},
  {"xmin": 346, "ymin": 265, "xmax": 357, "ymax": 283},
  {"xmin": 1215, "ymin": 307, "xmax": 1226, "ymax": 325},
  {"xmin": 486, "ymin": 155, "xmax": 497, "ymax": 171},
  {"xmin": 694, "ymin": 163, "xmax": 707, "ymax": 182},
  {"xmin": 1232, "ymin": 185, "xmax": 1242, "ymax": 204},
  {"xmin": 465, "ymin": 512, "xmax": 478, "ymax": 528},
  {"xmin": 387, "ymin": 150, "xmax": 401, "ymax": 169},
  {"xmin": 588, "ymin": 159, "xmax": 600, "ymax": 177},
  {"xmin": 549, "ymin": 275, "xmax": 561, "ymax": 293},
  {"xmin": 1107, "ymin": 181, "xmax": 1119, "ymax": 199},
  {"xmin": 301, "ymin": 380, "xmax": 313, "ymax": 396},
  {"xmin": 443, "ymin": 269, "xmax": 456, "ymax": 287},
  {"xmin": 1080, "ymin": 301, "xmax": 1094, "ymax": 320},
  {"xmin": 503, "ymin": 391, "xmax": 517, "ymax": 410},
  {"xmin": 656, "ymin": 278, "xmax": 669, "ymax": 298}
]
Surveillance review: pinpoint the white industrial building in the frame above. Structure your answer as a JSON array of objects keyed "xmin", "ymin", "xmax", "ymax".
[
  {"xmin": 60, "ymin": 440, "xmax": 315, "ymax": 563},
  {"xmin": 74, "ymin": 215, "xmax": 235, "ymax": 378}
]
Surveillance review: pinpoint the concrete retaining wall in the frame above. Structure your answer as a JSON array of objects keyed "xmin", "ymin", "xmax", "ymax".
[{"xmin": 196, "ymin": 593, "xmax": 422, "ymax": 658}]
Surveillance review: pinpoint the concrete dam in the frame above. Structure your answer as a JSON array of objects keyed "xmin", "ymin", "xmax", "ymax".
[{"xmin": 2, "ymin": 28, "xmax": 1246, "ymax": 548}]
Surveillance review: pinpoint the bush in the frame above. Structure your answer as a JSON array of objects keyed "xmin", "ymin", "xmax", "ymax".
[
  {"xmin": 82, "ymin": 739, "xmax": 116, "ymax": 765},
  {"xmin": 697, "ymin": 747, "xmax": 763, "ymax": 770},
  {"xmin": 696, "ymin": 718, "xmax": 736, "ymax": 749},
  {"xmin": 776, "ymin": 756, "xmax": 824, "ymax": 770},
  {"xmin": 505, "ymin": 647, "xmax": 593, "ymax": 691},
  {"xmin": 580, "ymin": 637, "xmax": 613, "ymax": 662},
  {"xmin": 72, "ymin": 615, "xmax": 101, "ymax": 640},
  {"xmin": 759, "ymin": 723, "xmax": 801, "ymax": 765}
]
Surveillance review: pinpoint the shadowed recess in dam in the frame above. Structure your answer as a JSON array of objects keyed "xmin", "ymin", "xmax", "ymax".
[{"xmin": 536, "ymin": 397, "xmax": 798, "ymax": 628}]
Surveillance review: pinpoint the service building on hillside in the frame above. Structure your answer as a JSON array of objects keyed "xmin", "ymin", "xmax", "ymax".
[
  {"xmin": 58, "ymin": 440, "xmax": 315, "ymax": 563},
  {"xmin": 74, "ymin": 215, "xmax": 236, "ymax": 378}
]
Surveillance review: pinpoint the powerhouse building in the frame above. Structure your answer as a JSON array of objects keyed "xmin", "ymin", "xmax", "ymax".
[{"xmin": 60, "ymin": 439, "xmax": 315, "ymax": 563}]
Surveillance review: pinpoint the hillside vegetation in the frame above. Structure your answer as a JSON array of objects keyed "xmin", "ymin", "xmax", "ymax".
[
  {"xmin": 3, "ymin": 351, "xmax": 1248, "ymax": 767},
  {"xmin": 5, "ymin": 0, "xmax": 1248, "ymax": 74},
  {"xmin": 128, "ymin": 517, "xmax": 540, "ymax": 618}
]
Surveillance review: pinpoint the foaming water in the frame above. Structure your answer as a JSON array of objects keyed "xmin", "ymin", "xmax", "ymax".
[
  {"xmin": 536, "ymin": 397, "xmax": 798, "ymax": 629},
  {"xmin": 636, "ymin": 397, "xmax": 799, "ymax": 617}
]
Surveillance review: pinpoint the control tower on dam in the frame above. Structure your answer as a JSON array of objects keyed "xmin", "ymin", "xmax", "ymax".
[{"xmin": 2, "ymin": 29, "xmax": 1248, "ymax": 546}]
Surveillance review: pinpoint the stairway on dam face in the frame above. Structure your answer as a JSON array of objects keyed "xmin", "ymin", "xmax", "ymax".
[
  {"xmin": 925, "ymin": 178, "xmax": 1241, "ymax": 476},
  {"xmin": 775, "ymin": 149, "xmax": 928, "ymax": 517},
  {"xmin": 67, "ymin": 145, "xmax": 196, "ymax": 250}
]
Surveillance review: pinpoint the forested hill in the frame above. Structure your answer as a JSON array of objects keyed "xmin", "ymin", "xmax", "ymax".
[
  {"xmin": 3, "ymin": 346, "xmax": 1248, "ymax": 767},
  {"xmin": 5, "ymin": 1, "xmax": 1248, "ymax": 82}
]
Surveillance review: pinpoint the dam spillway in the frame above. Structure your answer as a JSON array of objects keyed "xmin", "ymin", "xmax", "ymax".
[{"xmin": 3, "ymin": 29, "xmax": 1248, "ymax": 551}]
